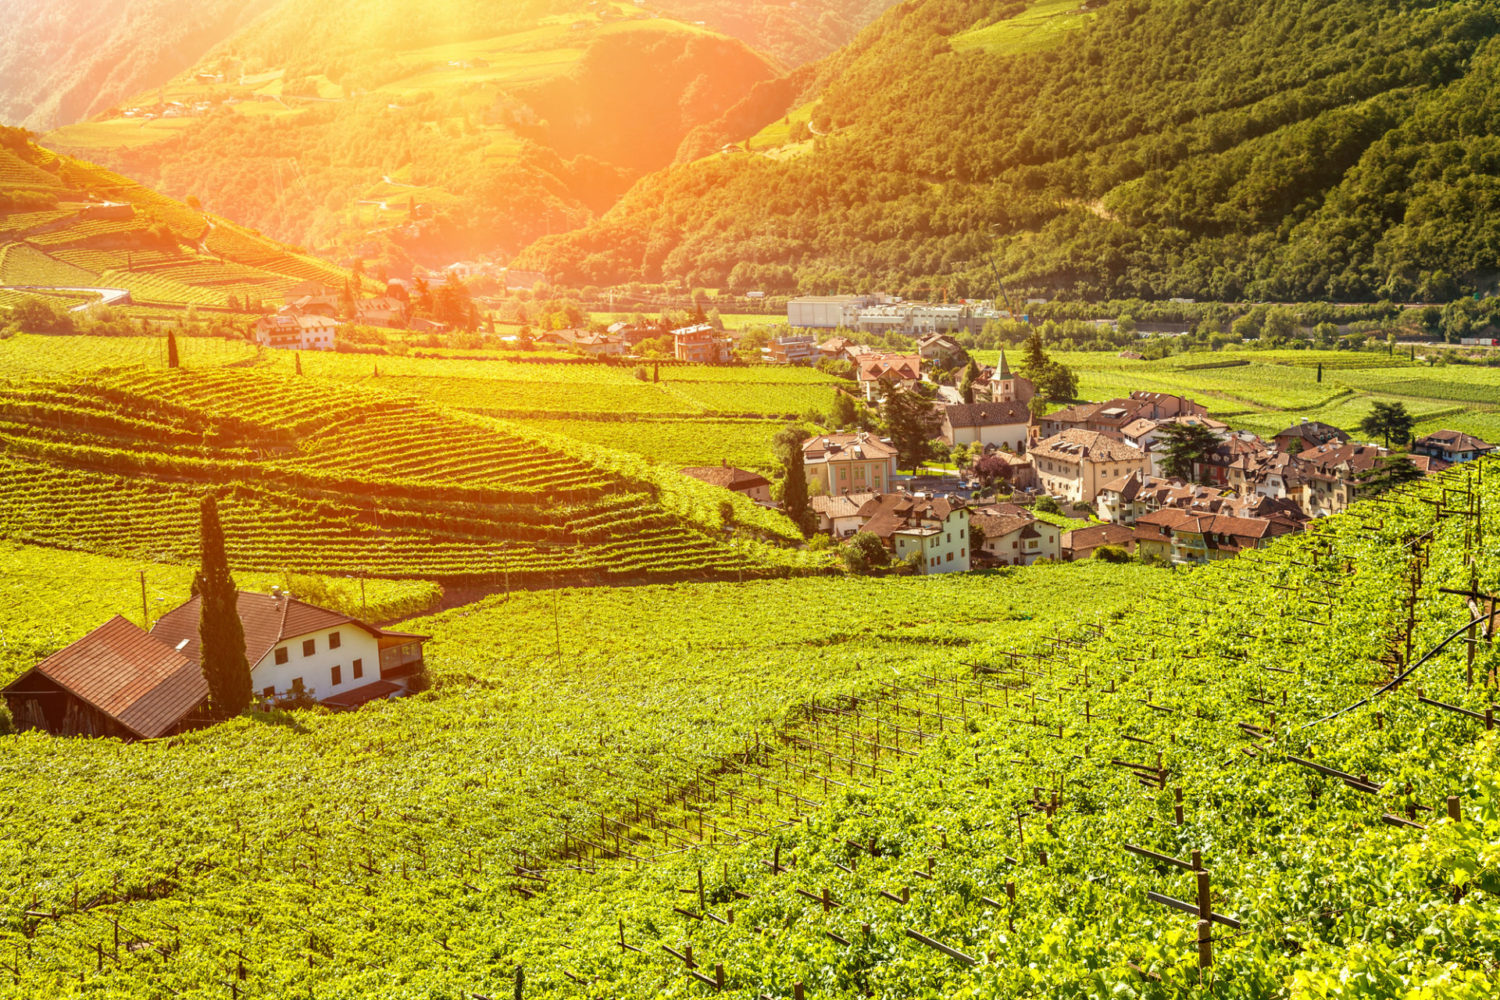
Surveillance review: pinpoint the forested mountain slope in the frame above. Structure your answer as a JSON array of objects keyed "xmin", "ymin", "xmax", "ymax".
[
  {"xmin": 518, "ymin": 0, "xmax": 1500, "ymax": 302},
  {"xmin": 0, "ymin": 0, "xmax": 282, "ymax": 132}
]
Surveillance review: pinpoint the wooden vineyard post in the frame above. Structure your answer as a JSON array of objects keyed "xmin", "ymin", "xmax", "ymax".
[
  {"xmin": 1196, "ymin": 871, "xmax": 1212, "ymax": 969},
  {"xmin": 1448, "ymin": 796, "xmax": 1461, "ymax": 822}
]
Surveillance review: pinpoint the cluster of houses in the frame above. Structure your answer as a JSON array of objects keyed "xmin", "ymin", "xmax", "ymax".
[
  {"xmin": 251, "ymin": 286, "xmax": 457, "ymax": 349},
  {"xmin": 2, "ymin": 589, "xmax": 428, "ymax": 740},
  {"xmin": 679, "ymin": 333, "xmax": 1494, "ymax": 573}
]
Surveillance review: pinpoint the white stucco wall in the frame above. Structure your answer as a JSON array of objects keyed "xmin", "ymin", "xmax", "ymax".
[{"xmin": 252, "ymin": 626, "xmax": 382, "ymax": 700}]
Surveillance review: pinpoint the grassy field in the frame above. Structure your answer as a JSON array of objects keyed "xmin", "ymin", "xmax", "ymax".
[{"xmin": 950, "ymin": 0, "xmax": 1094, "ymax": 54}]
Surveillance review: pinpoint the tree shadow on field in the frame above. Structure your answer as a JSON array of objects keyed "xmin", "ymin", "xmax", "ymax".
[{"xmin": 245, "ymin": 708, "xmax": 312, "ymax": 734}]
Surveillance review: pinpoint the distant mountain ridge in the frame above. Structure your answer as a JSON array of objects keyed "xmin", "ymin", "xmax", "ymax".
[
  {"xmin": 3, "ymin": 0, "xmax": 898, "ymax": 273},
  {"xmin": 516, "ymin": 0, "xmax": 1500, "ymax": 303},
  {"xmin": 0, "ymin": 0, "xmax": 283, "ymax": 132}
]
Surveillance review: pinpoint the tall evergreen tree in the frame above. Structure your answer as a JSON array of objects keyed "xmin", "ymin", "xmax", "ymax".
[
  {"xmin": 773, "ymin": 424, "xmax": 814, "ymax": 538},
  {"xmin": 195, "ymin": 494, "xmax": 251, "ymax": 717},
  {"xmin": 166, "ymin": 328, "xmax": 180, "ymax": 369}
]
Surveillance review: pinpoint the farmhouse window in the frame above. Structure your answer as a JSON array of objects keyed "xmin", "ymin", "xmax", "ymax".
[
  {"xmin": 274, "ymin": 647, "xmax": 289, "ymax": 665},
  {"xmin": 331, "ymin": 665, "xmax": 342, "ymax": 687},
  {"xmin": 292, "ymin": 678, "xmax": 304, "ymax": 693},
  {"xmin": 329, "ymin": 632, "xmax": 341, "ymax": 650},
  {"xmin": 302, "ymin": 639, "xmax": 316, "ymax": 657},
  {"xmin": 353, "ymin": 659, "xmax": 363, "ymax": 680}
]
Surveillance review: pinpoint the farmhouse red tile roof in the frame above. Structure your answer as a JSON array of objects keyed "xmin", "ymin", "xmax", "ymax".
[
  {"xmin": 1044, "ymin": 402, "xmax": 1105, "ymax": 425},
  {"xmin": 679, "ymin": 465, "xmax": 771, "ymax": 491},
  {"xmin": 856, "ymin": 354, "xmax": 923, "ymax": 382},
  {"xmin": 857, "ymin": 493, "xmax": 965, "ymax": 538},
  {"xmin": 942, "ymin": 402, "xmax": 1030, "ymax": 428},
  {"xmin": 802, "ymin": 434, "xmax": 898, "ymax": 464},
  {"xmin": 1295, "ymin": 441, "xmax": 1387, "ymax": 474},
  {"xmin": 17, "ymin": 615, "xmax": 207, "ymax": 739},
  {"xmin": 810, "ymin": 491, "xmax": 881, "ymax": 518},
  {"xmin": 1063, "ymin": 523, "xmax": 1136, "ymax": 551},
  {"xmin": 972, "ymin": 511, "xmax": 1035, "ymax": 539},
  {"xmin": 152, "ymin": 592, "xmax": 374, "ymax": 669}
]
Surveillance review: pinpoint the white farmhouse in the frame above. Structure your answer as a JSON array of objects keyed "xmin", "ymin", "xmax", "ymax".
[
  {"xmin": 151, "ymin": 590, "xmax": 427, "ymax": 709},
  {"xmin": 253, "ymin": 312, "xmax": 339, "ymax": 351}
]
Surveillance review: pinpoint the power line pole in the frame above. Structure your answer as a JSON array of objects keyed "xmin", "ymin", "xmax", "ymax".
[{"xmin": 140, "ymin": 570, "xmax": 149, "ymax": 629}]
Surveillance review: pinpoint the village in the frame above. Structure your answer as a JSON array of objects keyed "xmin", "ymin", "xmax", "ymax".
[{"xmin": 681, "ymin": 333, "xmax": 1495, "ymax": 575}]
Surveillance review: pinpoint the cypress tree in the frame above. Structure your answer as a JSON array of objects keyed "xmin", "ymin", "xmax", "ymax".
[
  {"xmin": 195, "ymin": 494, "xmax": 251, "ymax": 717},
  {"xmin": 773, "ymin": 424, "xmax": 814, "ymax": 537},
  {"xmin": 295, "ymin": 351, "xmax": 303, "ymax": 375},
  {"xmin": 166, "ymin": 328, "xmax": 180, "ymax": 369}
]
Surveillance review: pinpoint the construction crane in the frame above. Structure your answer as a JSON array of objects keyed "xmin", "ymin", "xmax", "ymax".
[{"xmin": 986, "ymin": 252, "xmax": 1020, "ymax": 319}]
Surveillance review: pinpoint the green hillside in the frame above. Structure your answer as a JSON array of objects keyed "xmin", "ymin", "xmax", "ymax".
[
  {"xmin": 41, "ymin": 0, "xmax": 791, "ymax": 270},
  {"xmin": 1, "ymin": 126, "xmax": 349, "ymax": 307},
  {"xmin": 518, "ymin": 0, "xmax": 1500, "ymax": 302},
  {"xmin": 0, "ymin": 445, "xmax": 1497, "ymax": 995}
]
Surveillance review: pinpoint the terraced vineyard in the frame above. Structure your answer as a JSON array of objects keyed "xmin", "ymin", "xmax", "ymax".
[
  {"xmin": 263, "ymin": 349, "xmax": 852, "ymax": 470},
  {"xmin": 0, "ymin": 367, "xmax": 814, "ymax": 585},
  {"xmin": 0, "ymin": 453, "xmax": 1496, "ymax": 996},
  {"xmin": 0, "ymin": 127, "xmax": 349, "ymax": 307}
]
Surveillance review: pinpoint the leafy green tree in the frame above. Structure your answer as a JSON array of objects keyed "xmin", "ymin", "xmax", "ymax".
[
  {"xmin": 1034, "ymin": 495, "xmax": 1063, "ymax": 515},
  {"xmin": 1356, "ymin": 454, "xmax": 1425, "ymax": 497},
  {"xmin": 831, "ymin": 391, "xmax": 859, "ymax": 429},
  {"xmin": 842, "ymin": 531, "xmax": 890, "ymax": 575},
  {"xmin": 772, "ymin": 424, "xmax": 814, "ymax": 538},
  {"xmin": 1015, "ymin": 328, "xmax": 1077, "ymax": 402},
  {"xmin": 951, "ymin": 442, "xmax": 970, "ymax": 470},
  {"xmin": 1359, "ymin": 401, "xmax": 1414, "ymax": 448},
  {"xmin": 195, "ymin": 495, "xmax": 251, "ymax": 717},
  {"xmin": 1158, "ymin": 421, "xmax": 1220, "ymax": 481},
  {"xmin": 879, "ymin": 379, "xmax": 933, "ymax": 472}
]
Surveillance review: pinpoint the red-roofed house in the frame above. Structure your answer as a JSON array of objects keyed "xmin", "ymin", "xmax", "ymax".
[
  {"xmin": 1062, "ymin": 523, "xmax": 1137, "ymax": 561},
  {"xmin": 1030, "ymin": 430, "xmax": 1150, "ymax": 504},
  {"xmin": 856, "ymin": 354, "xmax": 923, "ymax": 401},
  {"xmin": 1, "ymin": 616, "xmax": 210, "ymax": 739},
  {"xmin": 855, "ymin": 493, "xmax": 971, "ymax": 573},
  {"xmin": 150, "ymin": 591, "xmax": 426, "ymax": 707},
  {"xmin": 1411, "ymin": 430, "xmax": 1493, "ymax": 465},
  {"xmin": 971, "ymin": 507, "xmax": 1059, "ymax": 566},
  {"xmin": 3, "ymin": 592, "xmax": 428, "ymax": 739},
  {"xmin": 680, "ymin": 461, "xmax": 773, "ymax": 502}
]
